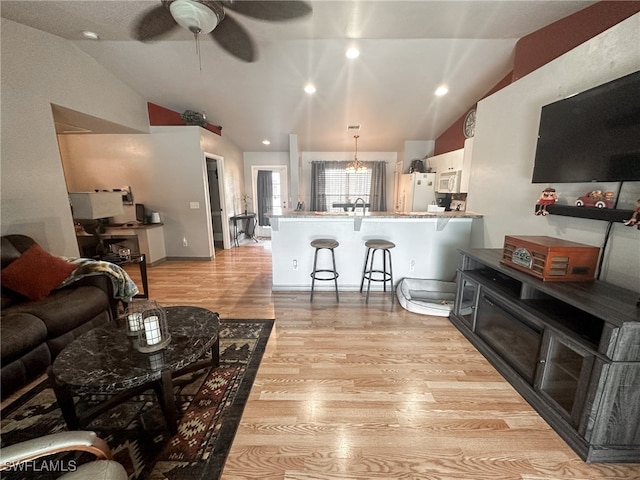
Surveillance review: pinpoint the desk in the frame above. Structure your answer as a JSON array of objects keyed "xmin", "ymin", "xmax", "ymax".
[
  {"xmin": 77, "ymin": 224, "xmax": 166, "ymax": 265},
  {"xmin": 332, "ymin": 202, "xmax": 370, "ymax": 211},
  {"xmin": 230, "ymin": 213, "xmax": 258, "ymax": 247},
  {"xmin": 104, "ymin": 224, "xmax": 166, "ymax": 265}
]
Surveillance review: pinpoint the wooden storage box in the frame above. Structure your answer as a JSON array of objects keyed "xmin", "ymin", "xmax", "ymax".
[{"xmin": 501, "ymin": 235, "xmax": 600, "ymax": 282}]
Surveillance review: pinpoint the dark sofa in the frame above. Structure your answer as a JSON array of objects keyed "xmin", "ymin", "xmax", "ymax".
[{"xmin": 1, "ymin": 234, "xmax": 120, "ymax": 399}]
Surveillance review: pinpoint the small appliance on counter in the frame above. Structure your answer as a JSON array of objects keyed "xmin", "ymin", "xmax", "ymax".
[
  {"xmin": 149, "ymin": 211, "xmax": 161, "ymax": 224},
  {"xmin": 135, "ymin": 203, "xmax": 161, "ymax": 224},
  {"xmin": 450, "ymin": 193, "xmax": 468, "ymax": 212},
  {"xmin": 435, "ymin": 193, "xmax": 452, "ymax": 211}
]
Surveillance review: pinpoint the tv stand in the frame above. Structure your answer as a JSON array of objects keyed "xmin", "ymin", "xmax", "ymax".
[{"xmin": 450, "ymin": 248, "xmax": 640, "ymax": 463}]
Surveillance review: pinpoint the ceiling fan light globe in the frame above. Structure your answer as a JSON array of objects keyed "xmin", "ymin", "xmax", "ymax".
[{"xmin": 169, "ymin": 0, "xmax": 220, "ymax": 34}]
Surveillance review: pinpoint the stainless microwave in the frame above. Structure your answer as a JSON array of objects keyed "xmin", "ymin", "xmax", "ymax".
[{"xmin": 436, "ymin": 170, "xmax": 462, "ymax": 193}]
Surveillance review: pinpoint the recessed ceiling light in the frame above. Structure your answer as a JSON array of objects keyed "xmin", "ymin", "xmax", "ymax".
[
  {"xmin": 304, "ymin": 84, "xmax": 316, "ymax": 94},
  {"xmin": 435, "ymin": 85, "xmax": 449, "ymax": 97},
  {"xmin": 82, "ymin": 31, "xmax": 100, "ymax": 40},
  {"xmin": 262, "ymin": 139, "xmax": 271, "ymax": 145},
  {"xmin": 346, "ymin": 47, "xmax": 360, "ymax": 59}
]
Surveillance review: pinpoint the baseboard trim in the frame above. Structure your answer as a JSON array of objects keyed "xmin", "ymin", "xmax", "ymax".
[{"xmin": 165, "ymin": 256, "xmax": 213, "ymax": 262}]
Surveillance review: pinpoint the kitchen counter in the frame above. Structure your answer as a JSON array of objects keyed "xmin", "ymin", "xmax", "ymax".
[
  {"xmin": 268, "ymin": 210, "xmax": 483, "ymax": 292},
  {"xmin": 269, "ymin": 210, "xmax": 482, "ymax": 219}
]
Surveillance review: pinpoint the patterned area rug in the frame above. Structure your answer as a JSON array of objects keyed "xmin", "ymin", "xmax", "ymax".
[{"xmin": 1, "ymin": 319, "xmax": 274, "ymax": 480}]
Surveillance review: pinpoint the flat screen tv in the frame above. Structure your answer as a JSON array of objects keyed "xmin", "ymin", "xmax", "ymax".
[{"xmin": 532, "ymin": 71, "xmax": 640, "ymax": 183}]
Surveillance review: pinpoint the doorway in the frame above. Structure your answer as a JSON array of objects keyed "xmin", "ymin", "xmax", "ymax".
[
  {"xmin": 206, "ymin": 156, "xmax": 230, "ymax": 250},
  {"xmin": 251, "ymin": 165, "xmax": 288, "ymax": 239}
]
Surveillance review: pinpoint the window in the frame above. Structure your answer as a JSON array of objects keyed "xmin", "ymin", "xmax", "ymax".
[
  {"xmin": 270, "ymin": 171, "xmax": 282, "ymax": 216},
  {"xmin": 312, "ymin": 162, "xmax": 372, "ymax": 211},
  {"xmin": 311, "ymin": 160, "xmax": 386, "ymax": 212}
]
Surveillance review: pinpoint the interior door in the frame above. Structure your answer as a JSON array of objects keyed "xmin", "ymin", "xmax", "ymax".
[
  {"xmin": 251, "ymin": 165, "xmax": 288, "ymax": 238},
  {"xmin": 206, "ymin": 159, "xmax": 223, "ymax": 247},
  {"xmin": 206, "ymin": 155, "xmax": 231, "ymax": 250}
]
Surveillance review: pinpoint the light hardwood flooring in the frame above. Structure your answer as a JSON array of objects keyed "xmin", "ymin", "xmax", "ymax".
[
  {"xmin": 137, "ymin": 243, "xmax": 640, "ymax": 480},
  {"xmin": 3, "ymin": 243, "xmax": 633, "ymax": 478}
]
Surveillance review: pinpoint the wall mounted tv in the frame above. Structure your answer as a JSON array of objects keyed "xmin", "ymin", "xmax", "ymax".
[{"xmin": 532, "ymin": 71, "xmax": 640, "ymax": 183}]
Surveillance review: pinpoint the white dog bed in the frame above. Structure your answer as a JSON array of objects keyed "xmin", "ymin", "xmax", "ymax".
[{"xmin": 396, "ymin": 278, "xmax": 457, "ymax": 316}]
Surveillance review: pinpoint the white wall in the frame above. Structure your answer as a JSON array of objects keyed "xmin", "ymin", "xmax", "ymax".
[
  {"xmin": 59, "ymin": 133, "xmax": 158, "ymax": 225},
  {"xmin": 59, "ymin": 126, "xmax": 245, "ymax": 259},
  {"xmin": 1, "ymin": 19, "xmax": 150, "ymax": 255},
  {"xmin": 243, "ymin": 151, "xmax": 290, "ymax": 210},
  {"xmin": 200, "ymin": 128, "xmax": 246, "ymax": 249},
  {"xmin": 289, "ymin": 134, "xmax": 301, "ymax": 206},
  {"xmin": 467, "ymin": 13, "xmax": 640, "ymax": 291},
  {"xmin": 403, "ymin": 140, "xmax": 435, "ymax": 172}
]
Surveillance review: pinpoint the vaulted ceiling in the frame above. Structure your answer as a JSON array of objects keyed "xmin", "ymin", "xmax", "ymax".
[{"xmin": 1, "ymin": 1, "xmax": 597, "ymax": 151}]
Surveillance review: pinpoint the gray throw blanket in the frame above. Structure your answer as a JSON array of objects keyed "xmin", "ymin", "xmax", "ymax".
[{"xmin": 60, "ymin": 258, "xmax": 139, "ymax": 303}]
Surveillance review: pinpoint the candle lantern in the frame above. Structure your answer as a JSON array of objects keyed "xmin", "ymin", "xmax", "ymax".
[
  {"xmin": 148, "ymin": 351, "xmax": 166, "ymax": 370},
  {"xmin": 124, "ymin": 300, "xmax": 152, "ymax": 337},
  {"xmin": 135, "ymin": 300, "xmax": 171, "ymax": 353}
]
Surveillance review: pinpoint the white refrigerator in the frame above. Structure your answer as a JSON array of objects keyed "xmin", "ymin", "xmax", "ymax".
[{"xmin": 399, "ymin": 173, "xmax": 437, "ymax": 212}]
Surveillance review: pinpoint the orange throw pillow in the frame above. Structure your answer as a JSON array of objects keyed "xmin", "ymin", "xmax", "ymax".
[{"xmin": 1, "ymin": 244, "xmax": 77, "ymax": 301}]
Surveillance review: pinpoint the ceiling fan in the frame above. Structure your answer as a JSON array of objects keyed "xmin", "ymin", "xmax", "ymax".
[{"xmin": 132, "ymin": 0, "xmax": 312, "ymax": 62}]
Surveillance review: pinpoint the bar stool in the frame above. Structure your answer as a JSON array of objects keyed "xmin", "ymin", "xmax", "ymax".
[
  {"xmin": 310, "ymin": 239, "xmax": 339, "ymax": 302},
  {"xmin": 360, "ymin": 239, "xmax": 395, "ymax": 303}
]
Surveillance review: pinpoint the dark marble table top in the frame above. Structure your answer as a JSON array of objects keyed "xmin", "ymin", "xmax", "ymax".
[{"xmin": 52, "ymin": 306, "xmax": 219, "ymax": 394}]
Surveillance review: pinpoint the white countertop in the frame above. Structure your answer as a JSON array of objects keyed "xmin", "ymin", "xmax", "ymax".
[{"xmin": 268, "ymin": 210, "xmax": 482, "ymax": 219}]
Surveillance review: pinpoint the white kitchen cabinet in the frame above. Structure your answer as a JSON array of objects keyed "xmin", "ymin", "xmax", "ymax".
[
  {"xmin": 429, "ymin": 147, "xmax": 463, "ymax": 173},
  {"xmin": 460, "ymin": 137, "xmax": 474, "ymax": 193},
  {"xmin": 429, "ymin": 138, "xmax": 474, "ymax": 193}
]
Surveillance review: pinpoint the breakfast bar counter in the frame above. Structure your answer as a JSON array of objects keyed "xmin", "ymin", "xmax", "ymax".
[{"xmin": 268, "ymin": 210, "xmax": 482, "ymax": 291}]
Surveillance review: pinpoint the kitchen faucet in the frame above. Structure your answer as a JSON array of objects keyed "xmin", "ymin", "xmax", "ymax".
[{"xmin": 352, "ymin": 197, "xmax": 366, "ymax": 214}]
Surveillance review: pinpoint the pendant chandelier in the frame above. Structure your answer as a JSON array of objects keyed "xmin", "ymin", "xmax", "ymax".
[{"xmin": 346, "ymin": 135, "xmax": 367, "ymax": 172}]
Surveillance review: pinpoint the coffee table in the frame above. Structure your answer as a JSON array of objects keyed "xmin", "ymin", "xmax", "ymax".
[{"xmin": 48, "ymin": 306, "xmax": 219, "ymax": 434}]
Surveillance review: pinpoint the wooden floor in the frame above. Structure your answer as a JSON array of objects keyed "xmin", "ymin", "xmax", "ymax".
[{"xmin": 140, "ymin": 244, "xmax": 640, "ymax": 479}]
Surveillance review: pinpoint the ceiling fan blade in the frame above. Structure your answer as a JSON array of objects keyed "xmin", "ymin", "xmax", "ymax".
[
  {"xmin": 210, "ymin": 14, "xmax": 256, "ymax": 62},
  {"xmin": 132, "ymin": 4, "xmax": 179, "ymax": 42},
  {"xmin": 222, "ymin": 0, "xmax": 312, "ymax": 21}
]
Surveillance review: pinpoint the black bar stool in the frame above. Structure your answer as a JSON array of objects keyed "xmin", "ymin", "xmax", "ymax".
[
  {"xmin": 360, "ymin": 239, "xmax": 395, "ymax": 303},
  {"xmin": 310, "ymin": 239, "xmax": 339, "ymax": 302}
]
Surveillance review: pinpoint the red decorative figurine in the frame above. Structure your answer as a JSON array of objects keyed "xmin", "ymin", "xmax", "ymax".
[
  {"xmin": 535, "ymin": 187, "xmax": 558, "ymax": 216},
  {"xmin": 623, "ymin": 198, "xmax": 640, "ymax": 229}
]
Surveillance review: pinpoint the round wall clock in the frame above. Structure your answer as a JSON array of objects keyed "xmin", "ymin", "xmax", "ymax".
[{"xmin": 463, "ymin": 108, "xmax": 476, "ymax": 138}]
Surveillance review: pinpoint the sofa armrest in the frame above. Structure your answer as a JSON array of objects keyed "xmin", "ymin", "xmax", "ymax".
[{"xmin": 60, "ymin": 274, "xmax": 120, "ymax": 319}]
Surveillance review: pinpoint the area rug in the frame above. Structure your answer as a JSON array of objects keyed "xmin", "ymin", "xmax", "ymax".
[{"xmin": 1, "ymin": 318, "xmax": 274, "ymax": 480}]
